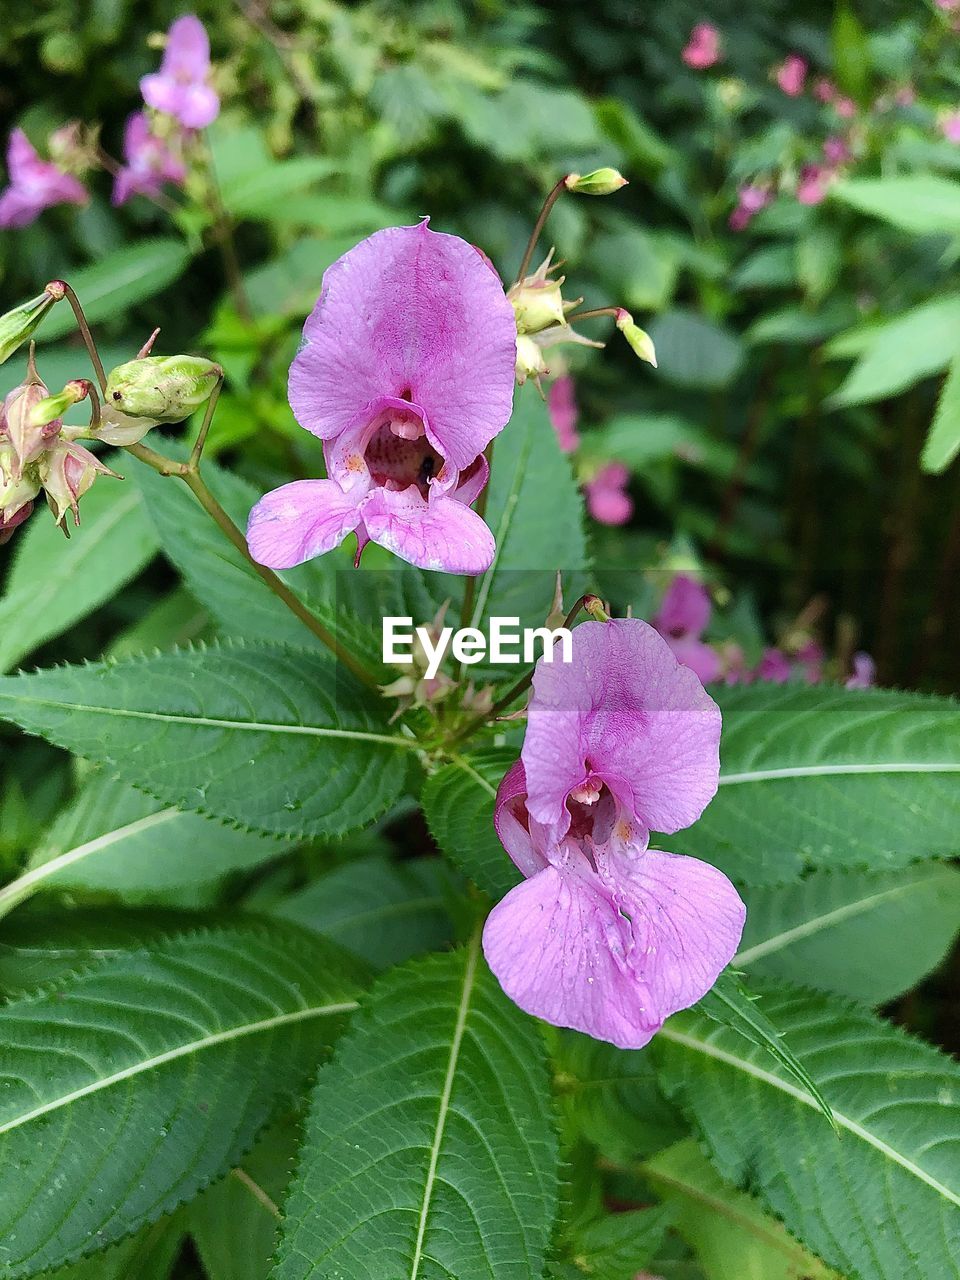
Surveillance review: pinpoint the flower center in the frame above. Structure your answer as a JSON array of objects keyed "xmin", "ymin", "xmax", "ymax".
[{"xmin": 365, "ymin": 411, "xmax": 442, "ymax": 498}]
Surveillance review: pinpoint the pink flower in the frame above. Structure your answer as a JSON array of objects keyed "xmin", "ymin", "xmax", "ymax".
[
  {"xmin": 834, "ymin": 96, "xmax": 857, "ymax": 119},
  {"xmin": 682, "ymin": 23, "xmax": 721, "ymax": 70},
  {"xmin": 894, "ymin": 85, "xmax": 916, "ymax": 107},
  {"xmin": 797, "ymin": 164, "xmax": 831, "ymax": 205},
  {"xmin": 814, "ymin": 77, "xmax": 836, "ymax": 103},
  {"xmin": 797, "ymin": 640, "xmax": 824, "ymax": 684},
  {"xmin": 482, "ymin": 618, "xmax": 745, "ymax": 1049},
  {"xmin": 936, "ymin": 0, "xmax": 960, "ymax": 10},
  {"xmin": 757, "ymin": 647, "xmax": 792, "ymax": 683},
  {"xmin": 846, "ymin": 651, "xmax": 875, "ymax": 689},
  {"xmin": 729, "ymin": 183, "xmax": 771, "ymax": 231},
  {"xmin": 0, "ymin": 129, "xmax": 87, "ymax": 229},
  {"xmin": 140, "ymin": 15, "xmax": 219, "ymax": 129},
  {"xmin": 112, "ymin": 113, "xmax": 187, "ymax": 206},
  {"xmin": 547, "ymin": 376, "xmax": 580, "ymax": 453},
  {"xmin": 776, "ymin": 54, "xmax": 808, "ymax": 97},
  {"xmin": 940, "ymin": 111, "xmax": 960, "ymax": 144},
  {"xmin": 822, "ymin": 135, "xmax": 850, "ymax": 165},
  {"xmin": 247, "ymin": 222, "xmax": 517, "ymax": 575},
  {"xmin": 584, "ymin": 462, "xmax": 633, "ymax": 525},
  {"xmin": 653, "ymin": 574, "xmax": 722, "ymax": 685}
]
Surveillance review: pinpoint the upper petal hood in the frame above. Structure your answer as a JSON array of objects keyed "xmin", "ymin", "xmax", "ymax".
[{"xmin": 288, "ymin": 221, "xmax": 517, "ymax": 470}]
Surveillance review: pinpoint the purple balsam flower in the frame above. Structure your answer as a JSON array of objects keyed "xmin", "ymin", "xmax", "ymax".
[
  {"xmin": 653, "ymin": 574, "xmax": 721, "ymax": 685},
  {"xmin": 584, "ymin": 462, "xmax": 633, "ymax": 526},
  {"xmin": 247, "ymin": 221, "xmax": 517, "ymax": 575},
  {"xmin": 112, "ymin": 113, "xmax": 187, "ymax": 206},
  {"xmin": 140, "ymin": 15, "xmax": 220, "ymax": 130},
  {"xmin": 0, "ymin": 129, "xmax": 87, "ymax": 229},
  {"xmin": 482, "ymin": 618, "xmax": 745, "ymax": 1050},
  {"xmin": 846, "ymin": 651, "xmax": 876, "ymax": 689}
]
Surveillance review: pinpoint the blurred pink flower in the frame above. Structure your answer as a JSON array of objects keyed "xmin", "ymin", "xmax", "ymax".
[
  {"xmin": 0, "ymin": 129, "xmax": 87, "ymax": 228},
  {"xmin": 682, "ymin": 23, "xmax": 721, "ymax": 70},
  {"xmin": 112, "ymin": 112, "xmax": 187, "ymax": 206},
  {"xmin": 757, "ymin": 647, "xmax": 792, "ymax": 683},
  {"xmin": 547, "ymin": 376, "xmax": 580, "ymax": 453},
  {"xmin": 823, "ymin": 135, "xmax": 850, "ymax": 165},
  {"xmin": 141, "ymin": 15, "xmax": 220, "ymax": 129},
  {"xmin": 940, "ymin": 111, "xmax": 960, "ymax": 143},
  {"xmin": 846, "ymin": 651, "xmax": 876, "ymax": 689},
  {"xmin": 814, "ymin": 77, "xmax": 836, "ymax": 103},
  {"xmin": 797, "ymin": 164, "xmax": 831, "ymax": 205},
  {"xmin": 894, "ymin": 85, "xmax": 916, "ymax": 107},
  {"xmin": 797, "ymin": 640, "xmax": 824, "ymax": 684},
  {"xmin": 653, "ymin": 574, "xmax": 722, "ymax": 685},
  {"xmin": 776, "ymin": 54, "xmax": 807, "ymax": 97},
  {"xmin": 729, "ymin": 182, "xmax": 771, "ymax": 230},
  {"xmin": 835, "ymin": 96, "xmax": 857, "ymax": 119},
  {"xmin": 584, "ymin": 462, "xmax": 633, "ymax": 525},
  {"xmin": 936, "ymin": 0, "xmax": 960, "ymax": 10}
]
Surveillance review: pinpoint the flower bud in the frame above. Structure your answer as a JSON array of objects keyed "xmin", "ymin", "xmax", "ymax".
[
  {"xmin": 104, "ymin": 354, "xmax": 222, "ymax": 423},
  {"xmin": 0, "ymin": 441, "xmax": 41, "ymax": 520},
  {"xmin": 509, "ymin": 278, "xmax": 567, "ymax": 335},
  {"xmin": 38, "ymin": 440, "xmax": 120, "ymax": 529},
  {"xmin": 0, "ymin": 501, "xmax": 33, "ymax": 546},
  {"xmin": 564, "ymin": 168, "xmax": 628, "ymax": 196},
  {"xmin": 28, "ymin": 380, "xmax": 92, "ymax": 430},
  {"xmin": 0, "ymin": 366, "xmax": 61, "ymax": 478},
  {"xmin": 0, "ymin": 284, "xmax": 62, "ymax": 365},
  {"xmin": 615, "ymin": 309, "xmax": 658, "ymax": 367},
  {"xmin": 515, "ymin": 334, "xmax": 548, "ymax": 385}
]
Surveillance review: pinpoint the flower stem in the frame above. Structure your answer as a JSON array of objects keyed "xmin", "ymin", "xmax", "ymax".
[
  {"xmin": 59, "ymin": 283, "xmax": 107, "ymax": 393},
  {"xmin": 514, "ymin": 177, "xmax": 568, "ymax": 286},
  {"xmin": 566, "ymin": 306, "xmax": 619, "ymax": 323},
  {"xmin": 446, "ymin": 592, "xmax": 594, "ymax": 747},
  {"xmin": 189, "ymin": 372, "xmax": 224, "ymax": 468},
  {"xmin": 201, "ymin": 133, "xmax": 253, "ymax": 322}
]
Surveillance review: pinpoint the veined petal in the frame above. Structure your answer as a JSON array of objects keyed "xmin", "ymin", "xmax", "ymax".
[
  {"xmin": 246, "ymin": 479, "xmax": 360, "ymax": 569},
  {"xmin": 360, "ymin": 484, "xmax": 494, "ymax": 575},
  {"xmin": 493, "ymin": 761, "xmax": 549, "ymax": 879}
]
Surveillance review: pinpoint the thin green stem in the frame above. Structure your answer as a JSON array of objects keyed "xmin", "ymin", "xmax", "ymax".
[
  {"xmin": 566, "ymin": 306, "xmax": 619, "ymax": 323},
  {"xmin": 189, "ymin": 373, "xmax": 224, "ymax": 469},
  {"xmin": 514, "ymin": 177, "xmax": 568, "ymax": 286},
  {"xmin": 201, "ymin": 133, "xmax": 253, "ymax": 322},
  {"xmin": 60, "ymin": 283, "xmax": 107, "ymax": 393}
]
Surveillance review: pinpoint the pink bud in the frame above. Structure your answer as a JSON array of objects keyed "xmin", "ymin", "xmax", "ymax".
[
  {"xmin": 0, "ymin": 367, "xmax": 60, "ymax": 479},
  {"xmin": 776, "ymin": 55, "xmax": 807, "ymax": 97},
  {"xmin": 682, "ymin": 23, "xmax": 721, "ymax": 70}
]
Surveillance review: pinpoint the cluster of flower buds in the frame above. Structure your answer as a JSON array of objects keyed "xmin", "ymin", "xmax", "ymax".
[
  {"xmin": 509, "ymin": 169, "xmax": 657, "ymax": 388},
  {"xmin": 379, "ymin": 601, "xmax": 494, "ymax": 721},
  {"xmin": 0, "ymin": 284, "xmax": 222, "ymax": 544}
]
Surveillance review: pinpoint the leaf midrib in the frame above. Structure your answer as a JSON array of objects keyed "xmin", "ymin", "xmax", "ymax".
[
  {"xmin": 0, "ymin": 999, "xmax": 359, "ymax": 1137},
  {"xmin": 719, "ymin": 762, "xmax": 960, "ymax": 785},
  {"xmin": 657, "ymin": 1024, "xmax": 960, "ymax": 1208},
  {"xmin": 409, "ymin": 931, "xmax": 481, "ymax": 1280}
]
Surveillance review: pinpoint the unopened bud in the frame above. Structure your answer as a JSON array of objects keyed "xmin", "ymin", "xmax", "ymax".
[
  {"xmin": 615, "ymin": 309, "xmax": 657, "ymax": 367},
  {"xmin": 1, "ymin": 366, "xmax": 61, "ymax": 478},
  {"xmin": 564, "ymin": 168, "xmax": 628, "ymax": 196},
  {"xmin": 0, "ymin": 501, "xmax": 33, "ymax": 546},
  {"xmin": 28, "ymin": 380, "xmax": 91, "ymax": 429},
  {"xmin": 104, "ymin": 355, "xmax": 222, "ymax": 424},
  {"xmin": 0, "ymin": 442, "xmax": 42, "ymax": 521},
  {"xmin": 0, "ymin": 285, "xmax": 62, "ymax": 365},
  {"xmin": 510, "ymin": 278, "xmax": 566, "ymax": 335},
  {"xmin": 583, "ymin": 595, "xmax": 612, "ymax": 623},
  {"xmin": 38, "ymin": 440, "xmax": 120, "ymax": 530},
  {"xmin": 515, "ymin": 334, "xmax": 548, "ymax": 385}
]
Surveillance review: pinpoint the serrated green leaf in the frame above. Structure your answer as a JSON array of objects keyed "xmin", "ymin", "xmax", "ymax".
[
  {"xmin": 272, "ymin": 935, "xmax": 559, "ymax": 1280},
  {"xmin": 661, "ymin": 684, "xmax": 960, "ymax": 884},
  {"xmin": 0, "ymin": 772, "xmax": 288, "ymax": 916},
  {"xmin": 0, "ymin": 921, "xmax": 365, "ymax": 1276},
  {"xmin": 0, "ymin": 640, "xmax": 413, "ymax": 838},
  {"xmin": 422, "ymin": 748, "xmax": 520, "ymax": 898},
  {"xmin": 0, "ymin": 457, "xmax": 158, "ymax": 672},
  {"xmin": 736, "ymin": 862, "xmax": 960, "ymax": 1004},
  {"xmin": 37, "ymin": 240, "xmax": 193, "ymax": 343},
  {"xmin": 696, "ymin": 973, "xmax": 833, "ymax": 1125},
  {"xmin": 571, "ymin": 1206, "xmax": 672, "ymax": 1280},
  {"xmin": 45, "ymin": 1217, "xmax": 185, "ymax": 1280},
  {"xmin": 922, "ymin": 348, "xmax": 960, "ymax": 473},
  {"xmin": 644, "ymin": 1139, "xmax": 838, "ymax": 1280},
  {"xmin": 270, "ymin": 852, "xmax": 460, "ymax": 969},
  {"xmin": 656, "ymin": 986, "xmax": 960, "ymax": 1280}
]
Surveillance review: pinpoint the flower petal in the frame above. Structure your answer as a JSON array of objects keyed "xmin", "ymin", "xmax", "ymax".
[
  {"xmin": 654, "ymin": 574, "xmax": 712, "ymax": 639},
  {"xmin": 493, "ymin": 761, "xmax": 549, "ymax": 879},
  {"xmin": 246, "ymin": 479, "xmax": 360, "ymax": 569},
  {"xmin": 163, "ymin": 15, "xmax": 211, "ymax": 80},
  {"xmin": 177, "ymin": 82, "xmax": 220, "ymax": 130},
  {"xmin": 360, "ymin": 484, "xmax": 495, "ymax": 575},
  {"xmin": 522, "ymin": 618, "xmax": 721, "ymax": 837},
  {"xmin": 288, "ymin": 222, "xmax": 516, "ymax": 470}
]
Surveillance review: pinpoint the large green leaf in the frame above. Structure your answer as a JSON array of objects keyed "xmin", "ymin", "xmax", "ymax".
[
  {"xmin": 646, "ymin": 311, "xmax": 745, "ymax": 391},
  {"xmin": 272, "ymin": 936, "xmax": 559, "ymax": 1280},
  {"xmin": 656, "ymin": 987, "xmax": 960, "ymax": 1280},
  {"xmin": 568, "ymin": 1207, "xmax": 672, "ymax": 1280},
  {"xmin": 0, "ymin": 640, "xmax": 413, "ymax": 838},
  {"xmin": 270, "ymin": 852, "xmax": 459, "ymax": 969},
  {"xmin": 737, "ymin": 862, "xmax": 960, "ymax": 1003},
  {"xmin": 644, "ymin": 1139, "xmax": 838, "ymax": 1280},
  {"xmin": 0, "ymin": 922, "xmax": 365, "ymax": 1276},
  {"xmin": 831, "ymin": 174, "xmax": 960, "ymax": 234},
  {"xmin": 46, "ymin": 1219, "xmax": 184, "ymax": 1280},
  {"xmin": 827, "ymin": 294, "xmax": 960, "ymax": 408},
  {"xmin": 37, "ymin": 240, "xmax": 193, "ymax": 342},
  {"xmin": 468, "ymin": 385, "xmax": 588, "ymax": 642},
  {"xmin": 922, "ymin": 348, "xmax": 960, "ymax": 474},
  {"xmin": 0, "ymin": 456, "xmax": 158, "ymax": 672},
  {"xmin": 661, "ymin": 684, "xmax": 960, "ymax": 884},
  {"xmin": 220, "ymin": 157, "xmax": 341, "ymax": 219},
  {"xmin": 0, "ymin": 773, "xmax": 289, "ymax": 916},
  {"xmin": 422, "ymin": 748, "xmax": 520, "ymax": 898}
]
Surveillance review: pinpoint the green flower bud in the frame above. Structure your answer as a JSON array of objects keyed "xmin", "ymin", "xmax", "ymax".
[
  {"xmin": 615, "ymin": 309, "xmax": 657, "ymax": 367},
  {"xmin": 0, "ymin": 442, "xmax": 41, "ymax": 520},
  {"xmin": 1, "ymin": 367, "xmax": 60, "ymax": 479},
  {"xmin": 564, "ymin": 168, "xmax": 628, "ymax": 196},
  {"xmin": 104, "ymin": 355, "xmax": 223, "ymax": 424},
  {"xmin": 515, "ymin": 334, "xmax": 548, "ymax": 385},
  {"xmin": 27, "ymin": 380, "xmax": 91, "ymax": 430},
  {"xmin": 0, "ymin": 283, "xmax": 63, "ymax": 365},
  {"xmin": 509, "ymin": 278, "xmax": 567, "ymax": 335}
]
